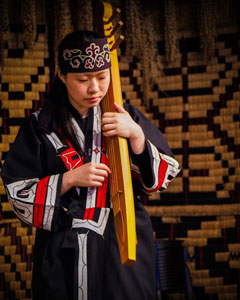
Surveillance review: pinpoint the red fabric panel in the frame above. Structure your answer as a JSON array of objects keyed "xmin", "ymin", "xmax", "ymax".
[{"xmin": 33, "ymin": 176, "xmax": 50, "ymax": 228}]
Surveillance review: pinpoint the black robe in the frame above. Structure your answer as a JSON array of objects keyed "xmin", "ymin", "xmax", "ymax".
[{"xmin": 1, "ymin": 103, "xmax": 180, "ymax": 300}]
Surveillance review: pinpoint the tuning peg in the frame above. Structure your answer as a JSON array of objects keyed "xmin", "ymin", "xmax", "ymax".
[
  {"xmin": 108, "ymin": 21, "xmax": 123, "ymax": 37},
  {"xmin": 107, "ymin": 8, "xmax": 121, "ymax": 23},
  {"xmin": 110, "ymin": 35, "xmax": 124, "ymax": 51}
]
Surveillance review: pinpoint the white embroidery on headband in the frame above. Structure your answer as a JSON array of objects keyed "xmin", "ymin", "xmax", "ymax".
[{"xmin": 63, "ymin": 42, "xmax": 110, "ymax": 69}]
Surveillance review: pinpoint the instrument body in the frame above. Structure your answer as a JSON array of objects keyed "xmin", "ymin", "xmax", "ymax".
[{"xmin": 101, "ymin": 1, "xmax": 136, "ymax": 266}]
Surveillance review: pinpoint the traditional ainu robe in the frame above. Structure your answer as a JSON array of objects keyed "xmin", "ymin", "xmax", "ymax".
[{"xmin": 2, "ymin": 102, "xmax": 180, "ymax": 300}]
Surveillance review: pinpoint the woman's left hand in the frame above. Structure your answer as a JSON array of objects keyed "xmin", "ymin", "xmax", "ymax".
[{"xmin": 102, "ymin": 103, "xmax": 146, "ymax": 154}]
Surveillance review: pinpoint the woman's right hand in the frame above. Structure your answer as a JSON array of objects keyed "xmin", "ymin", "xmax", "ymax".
[{"xmin": 61, "ymin": 162, "xmax": 111, "ymax": 195}]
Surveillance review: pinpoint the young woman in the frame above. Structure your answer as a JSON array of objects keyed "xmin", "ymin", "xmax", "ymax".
[{"xmin": 2, "ymin": 30, "xmax": 180, "ymax": 300}]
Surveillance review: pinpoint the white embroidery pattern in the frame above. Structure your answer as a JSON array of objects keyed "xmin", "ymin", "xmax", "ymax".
[{"xmin": 63, "ymin": 43, "xmax": 110, "ymax": 69}]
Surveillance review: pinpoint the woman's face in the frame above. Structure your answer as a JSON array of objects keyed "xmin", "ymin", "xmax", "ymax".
[{"xmin": 59, "ymin": 68, "xmax": 110, "ymax": 117}]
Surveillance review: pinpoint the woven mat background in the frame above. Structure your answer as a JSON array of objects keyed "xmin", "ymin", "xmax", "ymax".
[{"xmin": 0, "ymin": 24, "xmax": 240, "ymax": 299}]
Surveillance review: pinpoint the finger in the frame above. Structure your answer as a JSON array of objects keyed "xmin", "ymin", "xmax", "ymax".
[
  {"xmin": 102, "ymin": 117, "xmax": 117, "ymax": 126},
  {"xmin": 102, "ymin": 123, "xmax": 116, "ymax": 132},
  {"xmin": 95, "ymin": 163, "xmax": 111, "ymax": 174},
  {"xmin": 95, "ymin": 169, "xmax": 109, "ymax": 177},
  {"xmin": 93, "ymin": 175, "xmax": 106, "ymax": 183},
  {"xmin": 114, "ymin": 102, "xmax": 127, "ymax": 114},
  {"xmin": 102, "ymin": 112, "xmax": 117, "ymax": 119},
  {"xmin": 90, "ymin": 181, "xmax": 103, "ymax": 187},
  {"xmin": 102, "ymin": 129, "xmax": 118, "ymax": 137}
]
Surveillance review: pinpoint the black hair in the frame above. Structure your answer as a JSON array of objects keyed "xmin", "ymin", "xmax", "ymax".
[{"xmin": 48, "ymin": 30, "xmax": 105, "ymax": 155}]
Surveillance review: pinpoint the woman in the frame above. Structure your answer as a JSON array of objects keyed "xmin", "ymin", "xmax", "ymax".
[{"xmin": 1, "ymin": 30, "xmax": 180, "ymax": 300}]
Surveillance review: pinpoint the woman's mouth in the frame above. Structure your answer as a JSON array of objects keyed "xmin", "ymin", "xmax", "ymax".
[{"xmin": 87, "ymin": 97, "xmax": 100, "ymax": 103}]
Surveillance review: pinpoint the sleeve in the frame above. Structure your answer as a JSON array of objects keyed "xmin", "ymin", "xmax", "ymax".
[
  {"xmin": 1, "ymin": 114, "xmax": 66, "ymax": 231},
  {"xmin": 124, "ymin": 103, "xmax": 180, "ymax": 195}
]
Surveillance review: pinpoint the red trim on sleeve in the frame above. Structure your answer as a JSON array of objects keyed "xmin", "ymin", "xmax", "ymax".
[
  {"xmin": 144, "ymin": 158, "xmax": 169, "ymax": 193},
  {"xmin": 33, "ymin": 176, "xmax": 50, "ymax": 228}
]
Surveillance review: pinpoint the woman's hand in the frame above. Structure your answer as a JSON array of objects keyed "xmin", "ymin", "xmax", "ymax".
[
  {"xmin": 61, "ymin": 162, "xmax": 111, "ymax": 195},
  {"xmin": 102, "ymin": 103, "xmax": 146, "ymax": 154}
]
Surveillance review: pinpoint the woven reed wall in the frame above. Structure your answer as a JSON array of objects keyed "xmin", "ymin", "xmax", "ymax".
[
  {"xmin": 119, "ymin": 32, "xmax": 240, "ymax": 299},
  {"xmin": 146, "ymin": 33, "xmax": 240, "ymax": 299},
  {"xmin": 0, "ymin": 22, "xmax": 240, "ymax": 300},
  {"xmin": 0, "ymin": 25, "xmax": 49, "ymax": 300}
]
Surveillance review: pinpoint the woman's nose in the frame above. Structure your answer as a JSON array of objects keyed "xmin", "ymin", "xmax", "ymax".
[{"xmin": 88, "ymin": 78, "xmax": 99, "ymax": 93}]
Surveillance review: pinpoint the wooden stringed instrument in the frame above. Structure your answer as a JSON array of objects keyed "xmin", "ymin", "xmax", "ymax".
[{"xmin": 99, "ymin": 1, "xmax": 136, "ymax": 266}]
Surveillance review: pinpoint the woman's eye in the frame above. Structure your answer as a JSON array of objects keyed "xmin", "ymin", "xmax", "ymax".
[
  {"xmin": 79, "ymin": 79, "xmax": 87, "ymax": 82},
  {"xmin": 99, "ymin": 77, "xmax": 106, "ymax": 80}
]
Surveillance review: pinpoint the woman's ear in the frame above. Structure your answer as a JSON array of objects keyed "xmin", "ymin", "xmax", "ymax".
[{"xmin": 57, "ymin": 68, "xmax": 66, "ymax": 84}]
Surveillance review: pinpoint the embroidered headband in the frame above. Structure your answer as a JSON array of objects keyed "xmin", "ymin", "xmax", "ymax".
[{"xmin": 58, "ymin": 37, "xmax": 111, "ymax": 73}]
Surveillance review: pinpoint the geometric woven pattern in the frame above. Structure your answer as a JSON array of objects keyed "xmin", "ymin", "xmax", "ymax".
[
  {"xmin": 0, "ymin": 25, "xmax": 240, "ymax": 299},
  {"xmin": 0, "ymin": 24, "xmax": 49, "ymax": 222},
  {"xmin": 0, "ymin": 25, "xmax": 48, "ymax": 300},
  {"xmin": 120, "ymin": 33, "xmax": 240, "ymax": 300},
  {"xmin": 150, "ymin": 34, "xmax": 240, "ymax": 204},
  {"xmin": 0, "ymin": 222, "xmax": 35, "ymax": 300},
  {"xmin": 145, "ymin": 33, "xmax": 240, "ymax": 300}
]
